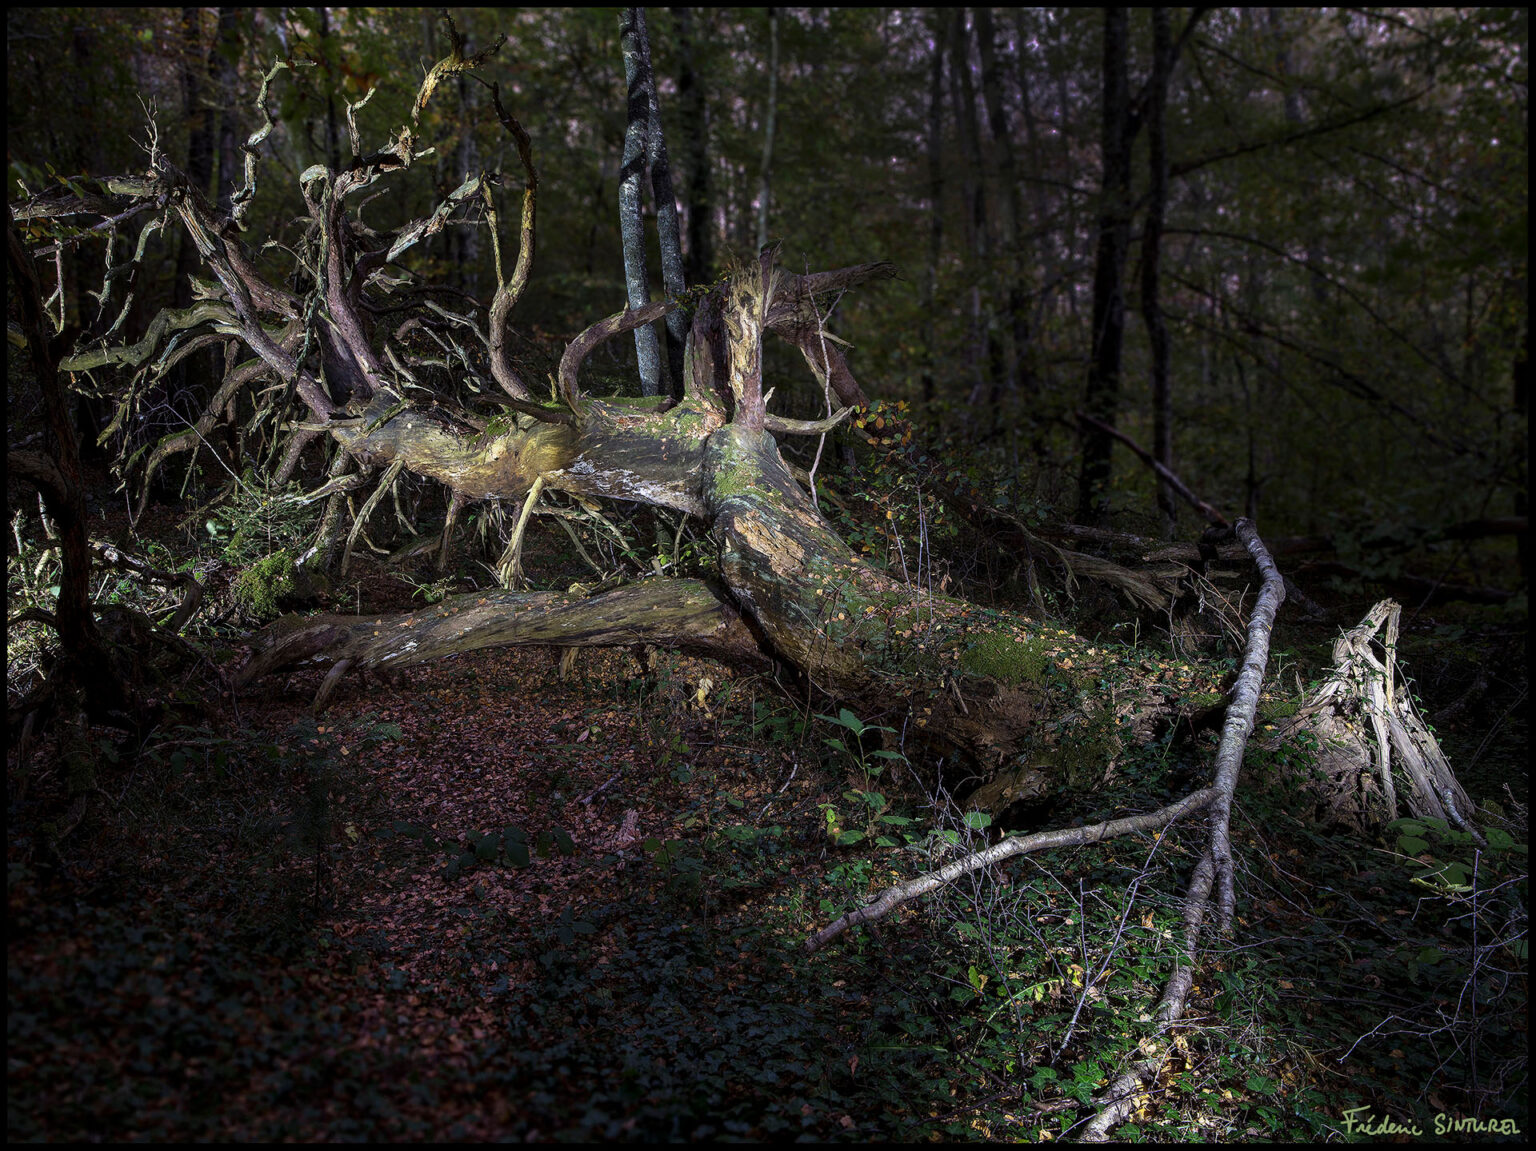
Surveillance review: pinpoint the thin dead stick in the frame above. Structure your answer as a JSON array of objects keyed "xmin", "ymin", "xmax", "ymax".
[
  {"xmin": 580, "ymin": 769, "xmax": 622, "ymax": 806},
  {"xmin": 1076, "ymin": 411, "xmax": 1229, "ymax": 527},
  {"xmin": 804, "ymin": 786, "xmax": 1219, "ymax": 952}
]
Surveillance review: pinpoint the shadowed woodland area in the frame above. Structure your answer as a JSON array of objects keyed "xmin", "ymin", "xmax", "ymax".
[{"xmin": 6, "ymin": 7, "xmax": 1528, "ymax": 1141}]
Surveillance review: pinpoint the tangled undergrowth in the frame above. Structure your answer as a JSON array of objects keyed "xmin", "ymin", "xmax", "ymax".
[
  {"xmin": 5, "ymin": 427, "xmax": 1526, "ymax": 1141},
  {"xmin": 9, "ymin": 617, "xmax": 1526, "ymax": 1139}
]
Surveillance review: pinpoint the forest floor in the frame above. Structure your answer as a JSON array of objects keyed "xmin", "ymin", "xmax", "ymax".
[{"xmin": 6, "ymin": 473, "xmax": 1528, "ymax": 1141}]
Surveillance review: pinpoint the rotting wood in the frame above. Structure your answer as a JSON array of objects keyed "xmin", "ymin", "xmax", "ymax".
[{"xmin": 1263, "ymin": 598, "xmax": 1481, "ymax": 837}]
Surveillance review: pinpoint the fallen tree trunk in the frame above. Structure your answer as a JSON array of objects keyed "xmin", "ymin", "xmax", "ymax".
[
  {"xmin": 235, "ymin": 578, "xmax": 770, "ymax": 708},
  {"xmin": 12, "ymin": 19, "xmax": 1169, "ymax": 798}
]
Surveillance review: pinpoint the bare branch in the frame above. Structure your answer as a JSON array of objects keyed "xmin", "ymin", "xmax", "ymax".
[
  {"xmin": 763, "ymin": 406, "xmax": 855, "ymax": 436},
  {"xmin": 805, "ymin": 788, "xmax": 1220, "ymax": 952},
  {"xmin": 1076, "ymin": 411, "xmax": 1229, "ymax": 527},
  {"xmin": 1083, "ymin": 518, "xmax": 1285, "ymax": 1138},
  {"xmin": 485, "ymin": 81, "xmax": 539, "ymax": 401},
  {"xmin": 411, "ymin": 14, "xmax": 506, "ymax": 125},
  {"xmin": 558, "ymin": 300, "xmax": 676, "ymax": 411}
]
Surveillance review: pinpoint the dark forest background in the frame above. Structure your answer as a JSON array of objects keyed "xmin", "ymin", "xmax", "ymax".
[
  {"xmin": 6, "ymin": 7, "xmax": 1529, "ymax": 1143},
  {"xmin": 9, "ymin": 7, "xmax": 1526, "ymax": 545}
]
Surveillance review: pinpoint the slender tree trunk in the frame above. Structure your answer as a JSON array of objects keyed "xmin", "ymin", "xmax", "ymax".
[
  {"xmin": 7, "ymin": 209, "xmax": 124, "ymax": 719},
  {"xmin": 1268, "ymin": 8, "xmax": 1326, "ymax": 307},
  {"xmin": 920, "ymin": 12, "xmax": 945, "ymax": 408},
  {"xmin": 1076, "ymin": 7, "xmax": 1133, "ymax": 526},
  {"xmin": 173, "ymin": 8, "xmax": 215, "ymax": 314},
  {"xmin": 1141, "ymin": 8, "xmax": 1175, "ymax": 538},
  {"xmin": 673, "ymin": 9, "xmax": 714, "ymax": 289},
  {"xmin": 755, "ymin": 8, "xmax": 779, "ymax": 251},
  {"xmin": 618, "ymin": 8, "xmax": 664, "ymax": 396},
  {"xmin": 1514, "ymin": 320, "xmax": 1529, "ymax": 586},
  {"xmin": 452, "ymin": 73, "xmax": 481, "ymax": 297},
  {"xmin": 317, "ymin": 7, "xmax": 341, "ymax": 171},
  {"xmin": 167, "ymin": 8, "xmax": 222, "ymax": 423},
  {"xmin": 212, "ymin": 7, "xmax": 243, "ymax": 212},
  {"xmin": 947, "ymin": 9, "xmax": 995, "ymax": 421},
  {"xmin": 642, "ymin": 16, "xmax": 689, "ymax": 398},
  {"xmin": 1012, "ymin": 11, "xmax": 1056, "ymax": 414},
  {"xmin": 1011, "ymin": 10, "xmax": 1049, "ymax": 230},
  {"xmin": 975, "ymin": 7, "xmax": 1034, "ymax": 402}
]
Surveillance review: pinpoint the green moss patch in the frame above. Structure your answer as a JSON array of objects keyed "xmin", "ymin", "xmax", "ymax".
[
  {"xmin": 233, "ymin": 550, "xmax": 296, "ymax": 620},
  {"xmin": 960, "ymin": 630, "xmax": 1051, "ymax": 687}
]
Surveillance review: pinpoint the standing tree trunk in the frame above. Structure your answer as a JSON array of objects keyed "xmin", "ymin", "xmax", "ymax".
[
  {"xmin": 212, "ymin": 7, "xmax": 244, "ymax": 212},
  {"xmin": 755, "ymin": 7, "xmax": 780, "ymax": 251},
  {"xmin": 947, "ymin": 9, "xmax": 996, "ymax": 422},
  {"xmin": 172, "ymin": 7, "xmax": 216, "ymax": 314},
  {"xmin": 7, "ymin": 212, "xmax": 113, "ymax": 698},
  {"xmin": 975, "ymin": 7, "xmax": 1034, "ymax": 402},
  {"xmin": 1514, "ymin": 323, "xmax": 1529, "ymax": 587},
  {"xmin": 451, "ymin": 72, "xmax": 482, "ymax": 297},
  {"xmin": 1076, "ymin": 7, "xmax": 1134, "ymax": 526},
  {"xmin": 673, "ymin": 7, "xmax": 714, "ymax": 288},
  {"xmin": 1140, "ymin": 7, "xmax": 1175, "ymax": 538},
  {"xmin": 618, "ymin": 8, "xmax": 664, "ymax": 396},
  {"xmin": 316, "ymin": 6, "xmax": 342, "ymax": 171},
  {"xmin": 8, "ymin": 206, "xmax": 131, "ymax": 819},
  {"xmin": 641, "ymin": 14, "xmax": 689, "ymax": 398},
  {"xmin": 920, "ymin": 11, "xmax": 945, "ymax": 409}
]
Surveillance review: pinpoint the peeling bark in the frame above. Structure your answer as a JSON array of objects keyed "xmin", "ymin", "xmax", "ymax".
[{"xmin": 238, "ymin": 578, "xmax": 768, "ymax": 694}]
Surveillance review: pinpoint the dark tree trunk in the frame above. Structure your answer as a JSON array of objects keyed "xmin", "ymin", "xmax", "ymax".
[
  {"xmin": 920, "ymin": 11, "xmax": 945, "ymax": 408},
  {"xmin": 173, "ymin": 8, "xmax": 216, "ymax": 314},
  {"xmin": 1514, "ymin": 321, "xmax": 1529, "ymax": 587},
  {"xmin": 946, "ymin": 9, "xmax": 996, "ymax": 422},
  {"xmin": 1076, "ymin": 7, "xmax": 1134, "ymax": 526},
  {"xmin": 672, "ymin": 8, "xmax": 714, "ymax": 288},
  {"xmin": 7, "ymin": 209, "xmax": 126, "ymax": 727},
  {"xmin": 1141, "ymin": 8, "xmax": 1175, "ymax": 538},
  {"xmin": 212, "ymin": 8, "xmax": 244, "ymax": 211},
  {"xmin": 450, "ymin": 73, "xmax": 482, "ymax": 297},
  {"xmin": 975, "ymin": 7, "xmax": 1034, "ymax": 402},
  {"xmin": 317, "ymin": 7, "xmax": 342, "ymax": 171},
  {"xmin": 619, "ymin": 8, "xmax": 664, "ymax": 396}
]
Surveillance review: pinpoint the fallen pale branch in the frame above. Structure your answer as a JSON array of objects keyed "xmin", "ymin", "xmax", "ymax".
[
  {"xmin": 803, "ymin": 786, "xmax": 1218, "ymax": 953},
  {"xmin": 1083, "ymin": 518, "xmax": 1284, "ymax": 1139},
  {"xmin": 801, "ymin": 519, "xmax": 1287, "ymax": 1140}
]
